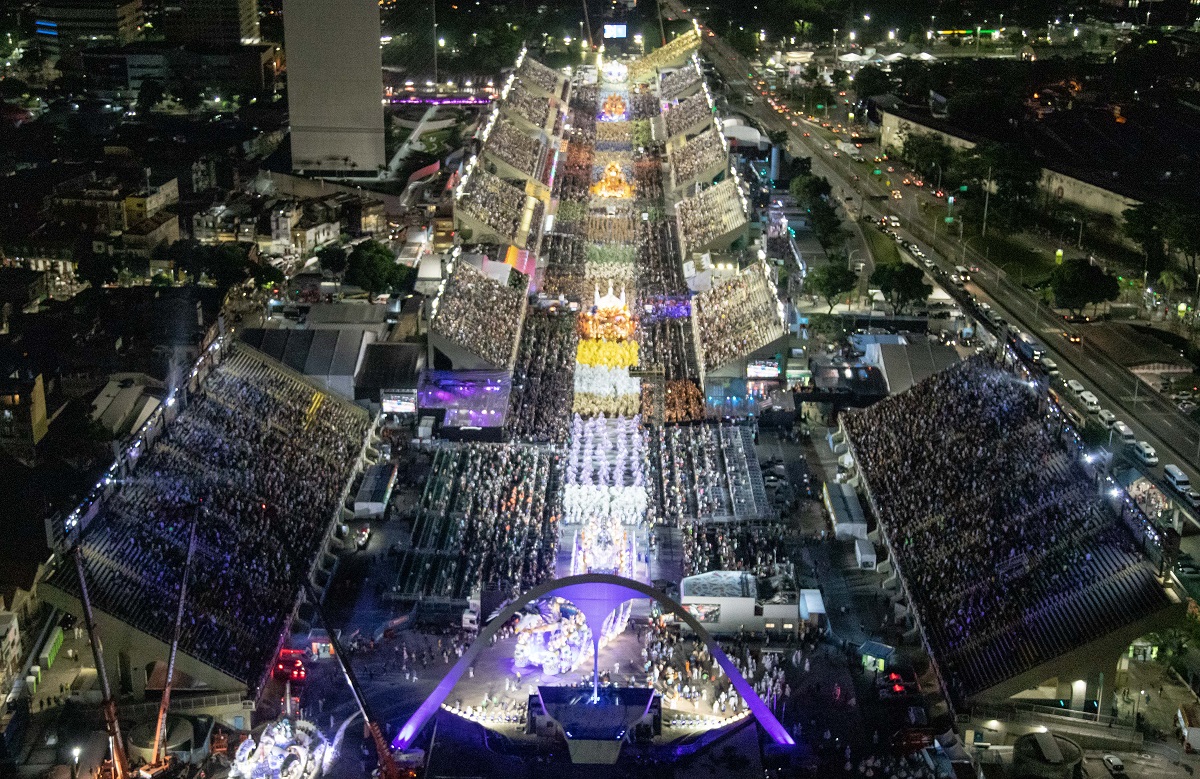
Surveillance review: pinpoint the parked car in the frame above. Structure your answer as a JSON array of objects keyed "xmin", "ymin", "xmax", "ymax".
[{"xmin": 1102, "ymin": 754, "xmax": 1124, "ymax": 775}]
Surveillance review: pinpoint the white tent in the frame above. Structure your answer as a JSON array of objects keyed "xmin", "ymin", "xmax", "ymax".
[
  {"xmin": 884, "ymin": 52, "xmax": 908, "ymax": 62},
  {"xmin": 838, "ymin": 52, "xmax": 865, "ymax": 63},
  {"xmin": 915, "ymin": 51, "xmax": 938, "ymax": 61}
]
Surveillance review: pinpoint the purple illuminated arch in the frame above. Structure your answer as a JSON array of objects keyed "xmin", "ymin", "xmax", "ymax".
[{"xmin": 392, "ymin": 573, "xmax": 795, "ymax": 749}]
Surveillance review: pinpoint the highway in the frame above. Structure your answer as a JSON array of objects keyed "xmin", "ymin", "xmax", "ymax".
[{"xmin": 666, "ymin": 1, "xmax": 1200, "ymax": 500}]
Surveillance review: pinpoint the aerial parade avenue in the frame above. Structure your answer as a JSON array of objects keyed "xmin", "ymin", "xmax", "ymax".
[{"xmin": 2, "ymin": 1, "xmax": 1199, "ymax": 779}]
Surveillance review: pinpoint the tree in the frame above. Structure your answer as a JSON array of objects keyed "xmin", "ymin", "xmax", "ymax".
[
  {"xmin": 1163, "ymin": 204, "xmax": 1200, "ymax": 277},
  {"xmin": 316, "ymin": 244, "xmax": 348, "ymax": 276},
  {"xmin": 345, "ymin": 239, "xmax": 408, "ymax": 298},
  {"xmin": 250, "ymin": 263, "xmax": 285, "ymax": 287},
  {"xmin": 75, "ymin": 247, "xmax": 122, "ymax": 289},
  {"xmin": 871, "ymin": 261, "xmax": 931, "ymax": 314},
  {"xmin": 1123, "ymin": 202, "xmax": 1166, "ymax": 278},
  {"xmin": 802, "ymin": 64, "xmax": 819, "ymax": 83},
  {"xmin": 767, "ymin": 129, "xmax": 789, "ymax": 149},
  {"xmin": 789, "ymin": 174, "xmax": 831, "ymax": 210},
  {"xmin": 852, "ymin": 65, "xmax": 891, "ymax": 99},
  {"xmin": 1158, "ymin": 270, "xmax": 1183, "ymax": 311},
  {"xmin": 829, "ymin": 69, "xmax": 848, "ymax": 89},
  {"xmin": 137, "ymin": 78, "xmax": 164, "ymax": 113},
  {"xmin": 1049, "ymin": 258, "xmax": 1120, "ymax": 314},
  {"xmin": 808, "ymin": 199, "xmax": 847, "ymax": 253},
  {"xmin": 806, "ymin": 263, "xmax": 859, "ymax": 313},
  {"xmin": 172, "ymin": 79, "xmax": 204, "ymax": 111}
]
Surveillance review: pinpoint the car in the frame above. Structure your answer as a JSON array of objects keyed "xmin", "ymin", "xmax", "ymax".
[
  {"xmin": 802, "ymin": 131, "xmax": 810, "ymax": 137},
  {"xmin": 933, "ymin": 189, "xmax": 945, "ymax": 198},
  {"xmin": 355, "ymin": 524, "xmax": 371, "ymax": 549},
  {"xmin": 891, "ymin": 190, "xmax": 903, "ymax": 199},
  {"xmin": 1102, "ymin": 755, "xmax": 1124, "ymax": 775},
  {"xmin": 1184, "ymin": 489, "xmax": 1200, "ymax": 508},
  {"xmin": 823, "ymin": 143, "xmax": 831, "ymax": 150},
  {"xmin": 913, "ymin": 179, "xmax": 924, "ymax": 187},
  {"xmin": 1063, "ymin": 313, "xmax": 1091, "ymax": 324},
  {"xmin": 1098, "ymin": 409, "xmax": 1117, "ymax": 428},
  {"xmin": 902, "ymin": 177, "xmax": 912, "ymax": 185},
  {"xmin": 1062, "ymin": 330, "xmax": 1081, "ymax": 344},
  {"xmin": 832, "ymin": 151, "xmax": 840, "ymax": 157},
  {"xmin": 274, "ymin": 656, "xmax": 307, "ymax": 683}
]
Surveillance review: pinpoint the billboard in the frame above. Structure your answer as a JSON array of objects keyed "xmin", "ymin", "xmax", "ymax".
[{"xmin": 603, "ymin": 24, "xmax": 628, "ymax": 39}]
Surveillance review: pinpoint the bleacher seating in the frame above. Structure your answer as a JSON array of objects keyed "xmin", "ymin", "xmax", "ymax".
[{"xmin": 45, "ymin": 345, "xmax": 370, "ymax": 684}]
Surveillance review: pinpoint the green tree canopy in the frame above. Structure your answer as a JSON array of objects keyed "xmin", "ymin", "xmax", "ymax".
[
  {"xmin": 317, "ymin": 244, "xmax": 349, "ymax": 276},
  {"xmin": 806, "ymin": 262, "xmax": 859, "ymax": 313},
  {"xmin": 345, "ymin": 240, "xmax": 410, "ymax": 298},
  {"xmin": 1049, "ymin": 258, "xmax": 1120, "ymax": 314},
  {"xmin": 852, "ymin": 65, "xmax": 892, "ymax": 99},
  {"xmin": 870, "ymin": 261, "xmax": 931, "ymax": 315}
]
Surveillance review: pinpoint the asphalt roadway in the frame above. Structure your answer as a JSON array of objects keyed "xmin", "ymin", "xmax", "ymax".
[{"xmin": 664, "ymin": 3, "xmax": 1200, "ymax": 502}]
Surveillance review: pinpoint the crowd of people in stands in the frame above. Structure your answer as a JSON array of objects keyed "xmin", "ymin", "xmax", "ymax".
[
  {"xmin": 595, "ymin": 121, "xmax": 634, "ymax": 151},
  {"xmin": 518, "ymin": 55, "xmax": 565, "ymax": 98},
  {"xmin": 394, "ymin": 444, "xmax": 560, "ymax": 601},
  {"xmin": 672, "ymin": 129, "xmax": 727, "ymax": 184},
  {"xmin": 456, "ymin": 168, "xmax": 527, "ymax": 245},
  {"xmin": 432, "ymin": 263, "xmax": 525, "ymax": 367},
  {"xmin": 844, "ymin": 356, "xmax": 1159, "ymax": 695},
  {"xmin": 664, "ymin": 92, "xmax": 712, "ymax": 137},
  {"xmin": 507, "ymin": 310, "xmax": 577, "ymax": 444},
  {"xmin": 485, "ymin": 117, "xmax": 544, "ymax": 178},
  {"xmin": 677, "ymin": 179, "xmax": 748, "ymax": 253},
  {"xmin": 57, "ymin": 347, "xmax": 369, "ymax": 683},
  {"xmin": 659, "ymin": 65, "xmax": 701, "ymax": 99},
  {"xmin": 694, "ymin": 262, "xmax": 784, "ymax": 371},
  {"xmin": 504, "ymin": 80, "xmax": 552, "ymax": 127}
]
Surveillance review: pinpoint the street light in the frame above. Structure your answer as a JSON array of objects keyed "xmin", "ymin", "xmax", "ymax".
[{"xmin": 71, "ymin": 747, "xmax": 81, "ymax": 779}]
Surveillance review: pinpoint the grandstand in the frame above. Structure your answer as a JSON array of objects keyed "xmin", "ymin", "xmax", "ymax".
[
  {"xmin": 628, "ymin": 27, "xmax": 701, "ymax": 82},
  {"xmin": 481, "ymin": 115, "xmax": 551, "ymax": 185},
  {"xmin": 453, "ymin": 167, "xmax": 543, "ymax": 250},
  {"xmin": 659, "ymin": 60, "xmax": 703, "ymax": 101},
  {"xmin": 675, "ymin": 178, "xmax": 748, "ymax": 255},
  {"xmin": 429, "ymin": 263, "xmax": 527, "ymax": 370},
  {"xmin": 693, "ymin": 261, "xmax": 785, "ymax": 376},
  {"xmin": 516, "ymin": 52, "xmax": 569, "ymax": 100},
  {"xmin": 842, "ymin": 357, "xmax": 1178, "ymax": 704},
  {"xmin": 668, "ymin": 128, "xmax": 728, "ymax": 192},
  {"xmin": 663, "ymin": 92, "xmax": 713, "ymax": 139},
  {"xmin": 40, "ymin": 344, "xmax": 372, "ymax": 695},
  {"xmin": 387, "ymin": 444, "xmax": 561, "ymax": 606}
]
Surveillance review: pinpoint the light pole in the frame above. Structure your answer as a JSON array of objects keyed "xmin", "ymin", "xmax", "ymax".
[
  {"xmin": 71, "ymin": 747, "xmax": 81, "ymax": 779},
  {"xmin": 1071, "ymin": 216, "xmax": 1083, "ymax": 249},
  {"xmin": 930, "ymin": 161, "xmax": 942, "ymax": 193}
]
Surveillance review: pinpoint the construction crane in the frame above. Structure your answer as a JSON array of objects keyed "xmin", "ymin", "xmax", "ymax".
[
  {"xmin": 73, "ymin": 547, "xmax": 130, "ymax": 779},
  {"xmin": 143, "ymin": 514, "xmax": 200, "ymax": 777},
  {"xmin": 302, "ymin": 584, "xmax": 408, "ymax": 779}
]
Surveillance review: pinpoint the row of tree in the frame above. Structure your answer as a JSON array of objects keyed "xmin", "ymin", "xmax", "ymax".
[
  {"xmin": 76, "ymin": 239, "xmax": 285, "ymax": 290},
  {"xmin": 316, "ymin": 240, "xmax": 414, "ymax": 298}
]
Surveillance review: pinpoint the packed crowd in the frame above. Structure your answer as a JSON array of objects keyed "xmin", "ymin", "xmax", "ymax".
[
  {"xmin": 554, "ymin": 142, "xmax": 594, "ymax": 203},
  {"xmin": 638, "ymin": 318, "xmax": 700, "ymax": 383},
  {"xmin": 629, "ymin": 90, "xmax": 660, "ymax": 120},
  {"xmin": 635, "ymin": 219, "xmax": 688, "ymax": 299},
  {"xmin": 682, "ymin": 522, "xmax": 797, "ymax": 583},
  {"xmin": 586, "ymin": 212, "xmax": 639, "ymax": 244},
  {"xmin": 694, "ymin": 261, "xmax": 785, "ymax": 371},
  {"xmin": 432, "ymin": 263, "xmax": 525, "ymax": 367},
  {"xmin": 517, "ymin": 55, "xmax": 566, "ymax": 97},
  {"xmin": 455, "ymin": 168, "xmax": 528, "ymax": 245},
  {"xmin": 484, "ymin": 116, "xmax": 545, "ymax": 179},
  {"xmin": 676, "ymin": 178, "xmax": 748, "ymax": 253},
  {"xmin": 503, "ymin": 80, "xmax": 552, "ymax": 128},
  {"xmin": 648, "ymin": 422, "xmax": 770, "ymax": 524},
  {"xmin": 844, "ymin": 356, "xmax": 1168, "ymax": 696},
  {"xmin": 659, "ymin": 64, "xmax": 701, "ymax": 100},
  {"xmin": 634, "ymin": 158, "xmax": 664, "ymax": 201},
  {"xmin": 506, "ymin": 310, "xmax": 577, "ymax": 444},
  {"xmin": 53, "ymin": 347, "xmax": 370, "ymax": 683},
  {"xmin": 393, "ymin": 443, "xmax": 560, "ymax": 601},
  {"xmin": 664, "ymin": 92, "xmax": 713, "ymax": 137},
  {"xmin": 627, "ymin": 29, "xmax": 700, "ymax": 81},
  {"xmin": 573, "ymin": 364, "xmax": 642, "ymax": 417},
  {"xmin": 658, "ymin": 379, "xmax": 705, "ymax": 423},
  {"xmin": 671, "ymin": 128, "xmax": 728, "ymax": 185},
  {"xmin": 583, "ymin": 242, "xmax": 637, "ymax": 282}
]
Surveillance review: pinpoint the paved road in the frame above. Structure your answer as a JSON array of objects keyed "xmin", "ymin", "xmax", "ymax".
[{"xmin": 669, "ymin": 3, "xmax": 1200, "ymax": 500}]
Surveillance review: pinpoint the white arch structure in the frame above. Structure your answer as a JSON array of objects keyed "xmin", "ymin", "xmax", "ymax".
[{"xmin": 392, "ymin": 573, "xmax": 794, "ymax": 749}]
